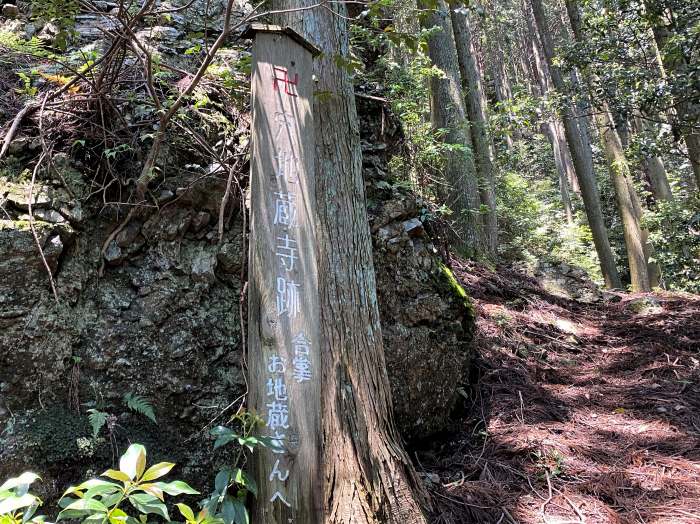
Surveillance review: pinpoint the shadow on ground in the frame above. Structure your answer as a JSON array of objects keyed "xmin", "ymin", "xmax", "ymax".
[{"xmin": 422, "ymin": 258, "xmax": 700, "ymax": 524}]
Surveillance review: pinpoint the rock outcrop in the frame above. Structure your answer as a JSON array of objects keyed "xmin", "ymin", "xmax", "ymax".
[{"xmin": 0, "ymin": 7, "xmax": 475, "ymax": 499}]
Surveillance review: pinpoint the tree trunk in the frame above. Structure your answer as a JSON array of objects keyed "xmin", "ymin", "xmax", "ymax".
[
  {"xmin": 423, "ymin": 0, "xmax": 484, "ymax": 254},
  {"xmin": 564, "ymin": 0, "xmax": 652, "ymax": 291},
  {"xmin": 529, "ymin": 0, "xmax": 622, "ymax": 288},
  {"xmin": 557, "ymin": 120, "xmax": 580, "ymax": 193},
  {"xmin": 525, "ymin": 11, "xmax": 575, "ymax": 221},
  {"xmin": 451, "ymin": 4, "xmax": 498, "ymax": 255},
  {"xmin": 271, "ymin": 3, "xmax": 431, "ymax": 522},
  {"xmin": 635, "ymin": 115, "xmax": 674, "ymax": 201},
  {"xmin": 594, "ymin": 109, "xmax": 652, "ymax": 292},
  {"xmin": 546, "ymin": 122, "xmax": 575, "ymax": 223}
]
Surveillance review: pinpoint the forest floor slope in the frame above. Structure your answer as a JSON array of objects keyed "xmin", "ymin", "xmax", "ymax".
[{"xmin": 425, "ymin": 258, "xmax": 700, "ymax": 523}]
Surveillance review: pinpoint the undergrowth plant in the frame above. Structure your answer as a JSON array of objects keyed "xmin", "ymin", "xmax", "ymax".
[
  {"xmin": 88, "ymin": 393, "xmax": 157, "ymax": 439},
  {"xmin": 57, "ymin": 444, "xmax": 197, "ymax": 523},
  {"xmin": 201, "ymin": 411, "xmax": 274, "ymax": 524},
  {"xmin": 0, "ymin": 473, "xmax": 45, "ymax": 524},
  {"xmin": 1, "ymin": 411, "xmax": 274, "ymax": 524}
]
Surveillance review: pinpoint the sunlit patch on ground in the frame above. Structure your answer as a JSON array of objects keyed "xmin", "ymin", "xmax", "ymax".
[{"xmin": 425, "ymin": 259, "xmax": 700, "ymax": 524}]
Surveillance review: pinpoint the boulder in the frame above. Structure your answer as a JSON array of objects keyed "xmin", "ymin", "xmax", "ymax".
[{"xmin": 2, "ymin": 4, "xmax": 19, "ymax": 18}]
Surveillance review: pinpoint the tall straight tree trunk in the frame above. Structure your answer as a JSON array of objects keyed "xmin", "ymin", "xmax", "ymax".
[
  {"xmin": 523, "ymin": 2, "xmax": 579, "ymax": 194},
  {"xmin": 546, "ymin": 122, "xmax": 575, "ymax": 223},
  {"xmin": 423, "ymin": 0, "xmax": 484, "ymax": 254},
  {"xmin": 451, "ymin": 4, "xmax": 498, "ymax": 255},
  {"xmin": 529, "ymin": 0, "xmax": 622, "ymax": 288},
  {"xmin": 556, "ymin": 120, "xmax": 580, "ymax": 193},
  {"xmin": 634, "ymin": 115, "xmax": 674, "ymax": 201},
  {"xmin": 564, "ymin": 0, "xmax": 652, "ymax": 291},
  {"xmin": 594, "ymin": 109, "xmax": 652, "ymax": 292},
  {"xmin": 271, "ymin": 2, "xmax": 430, "ymax": 522},
  {"xmin": 525, "ymin": 8, "xmax": 575, "ymax": 220}
]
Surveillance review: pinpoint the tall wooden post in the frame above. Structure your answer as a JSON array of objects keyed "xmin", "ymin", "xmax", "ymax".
[{"xmin": 244, "ymin": 24, "xmax": 323, "ymax": 522}]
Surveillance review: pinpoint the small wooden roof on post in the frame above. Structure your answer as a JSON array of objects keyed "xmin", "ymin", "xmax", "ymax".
[{"xmin": 241, "ymin": 23, "xmax": 322, "ymax": 57}]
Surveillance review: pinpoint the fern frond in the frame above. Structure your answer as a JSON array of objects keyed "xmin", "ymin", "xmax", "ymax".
[
  {"xmin": 123, "ymin": 393, "xmax": 157, "ymax": 424},
  {"xmin": 87, "ymin": 409, "xmax": 108, "ymax": 438}
]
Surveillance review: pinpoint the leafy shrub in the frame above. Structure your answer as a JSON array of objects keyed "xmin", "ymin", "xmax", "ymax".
[
  {"xmin": 1, "ymin": 411, "xmax": 273, "ymax": 524},
  {"xmin": 57, "ymin": 443, "xmax": 198, "ymax": 523},
  {"xmin": 30, "ymin": 0, "xmax": 79, "ymax": 50},
  {"xmin": 645, "ymin": 196, "xmax": 700, "ymax": 293}
]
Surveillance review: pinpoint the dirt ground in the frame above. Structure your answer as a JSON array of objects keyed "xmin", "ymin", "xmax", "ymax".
[{"xmin": 425, "ymin": 258, "xmax": 700, "ymax": 524}]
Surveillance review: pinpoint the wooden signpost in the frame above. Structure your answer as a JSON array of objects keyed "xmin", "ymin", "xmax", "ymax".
[{"xmin": 244, "ymin": 24, "xmax": 323, "ymax": 523}]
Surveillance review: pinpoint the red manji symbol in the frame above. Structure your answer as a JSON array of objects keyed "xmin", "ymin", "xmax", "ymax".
[{"xmin": 273, "ymin": 66, "xmax": 299, "ymax": 97}]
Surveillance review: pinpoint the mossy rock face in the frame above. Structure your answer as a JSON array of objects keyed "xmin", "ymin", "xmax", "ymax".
[{"xmin": 359, "ymin": 95, "xmax": 477, "ymax": 443}]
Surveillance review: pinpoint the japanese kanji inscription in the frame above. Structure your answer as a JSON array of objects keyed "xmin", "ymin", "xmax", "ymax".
[{"xmin": 244, "ymin": 24, "xmax": 322, "ymax": 523}]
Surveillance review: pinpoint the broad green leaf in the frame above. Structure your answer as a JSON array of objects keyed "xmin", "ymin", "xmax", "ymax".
[
  {"xmin": 213, "ymin": 434, "xmax": 236, "ymax": 450},
  {"xmin": 0, "ymin": 473, "xmax": 40, "ymax": 492},
  {"xmin": 84, "ymin": 513, "xmax": 107, "ymax": 522},
  {"xmin": 175, "ymin": 504, "xmax": 195, "ymax": 522},
  {"xmin": 153, "ymin": 481, "xmax": 198, "ymax": 496},
  {"xmin": 232, "ymin": 499, "xmax": 248, "ymax": 524},
  {"xmin": 83, "ymin": 483, "xmax": 121, "ymax": 500},
  {"xmin": 62, "ymin": 498, "xmax": 109, "ymax": 513},
  {"xmin": 209, "ymin": 426, "xmax": 232, "ymax": 437},
  {"xmin": 58, "ymin": 496, "xmax": 79, "ymax": 510},
  {"xmin": 100, "ymin": 492, "xmax": 123, "ymax": 508},
  {"xmin": 21, "ymin": 498, "xmax": 39, "ymax": 522},
  {"xmin": 232, "ymin": 470, "xmax": 256, "ymax": 498},
  {"xmin": 221, "ymin": 497, "xmax": 234, "ymax": 524},
  {"xmin": 0, "ymin": 494, "xmax": 37, "ymax": 515},
  {"xmin": 102, "ymin": 470, "xmax": 131, "ymax": 483},
  {"xmin": 128, "ymin": 494, "xmax": 169, "ymax": 521},
  {"xmin": 214, "ymin": 470, "xmax": 230, "ymax": 495},
  {"xmin": 108, "ymin": 508, "xmax": 129, "ymax": 524},
  {"xmin": 211, "ymin": 427, "xmax": 237, "ymax": 450},
  {"xmin": 119, "ymin": 444, "xmax": 147, "ymax": 480},
  {"xmin": 57, "ymin": 498, "xmax": 109, "ymax": 519},
  {"xmin": 138, "ymin": 484, "xmax": 164, "ymax": 502},
  {"xmin": 141, "ymin": 463, "xmax": 174, "ymax": 482}
]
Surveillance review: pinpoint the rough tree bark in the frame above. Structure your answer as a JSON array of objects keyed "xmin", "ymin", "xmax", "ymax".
[
  {"xmin": 594, "ymin": 110, "xmax": 652, "ymax": 292},
  {"xmin": 423, "ymin": 0, "xmax": 484, "ymax": 254},
  {"xmin": 529, "ymin": 0, "xmax": 622, "ymax": 288},
  {"xmin": 270, "ymin": 2, "xmax": 431, "ymax": 522},
  {"xmin": 451, "ymin": 4, "xmax": 499, "ymax": 255}
]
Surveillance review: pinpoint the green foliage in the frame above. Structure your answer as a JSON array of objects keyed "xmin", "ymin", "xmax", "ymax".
[
  {"xmin": 645, "ymin": 196, "xmax": 700, "ymax": 292},
  {"xmin": 31, "ymin": 0, "xmax": 79, "ymax": 50},
  {"xmin": 57, "ymin": 443, "xmax": 198, "ymax": 524},
  {"xmin": 496, "ymin": 140, "xmax": 604, "ymax": 281},
  {"xmin": 1, "ymin": 413, "xmax": 274, "ymax": 524},
  {"xmin": 532, "ymin": 449, "xmax": 566, "ymax": 479},
  {"xmin": 202, "ymin": 412, "xmax": 273, "ymax": 524},
  {"xmin": 0, "ymin": 32, "xmax": 48, "ymax": 59},
  {"xmin": 87, "ymin": 394, "xmax": 156, "ymax": 439},
  {"xmin": 15, "ymin": 72, "xmax": 38, "ymax": 97},
  {"xmin": 87, "ymin": 409, "xmax": 109, "ymax": 439},
  {"xmin": 0, "ymin": 473, "xmax": 45, "ymax": 524},
  {"xmin": 122, "ymin": 394, "xmax": 156, "ymax": 424}
]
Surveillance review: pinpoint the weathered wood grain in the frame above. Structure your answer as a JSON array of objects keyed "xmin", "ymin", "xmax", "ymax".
[{"xmin": 247, "ymin": 29, "xmax": 322, "ymax": 523}]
